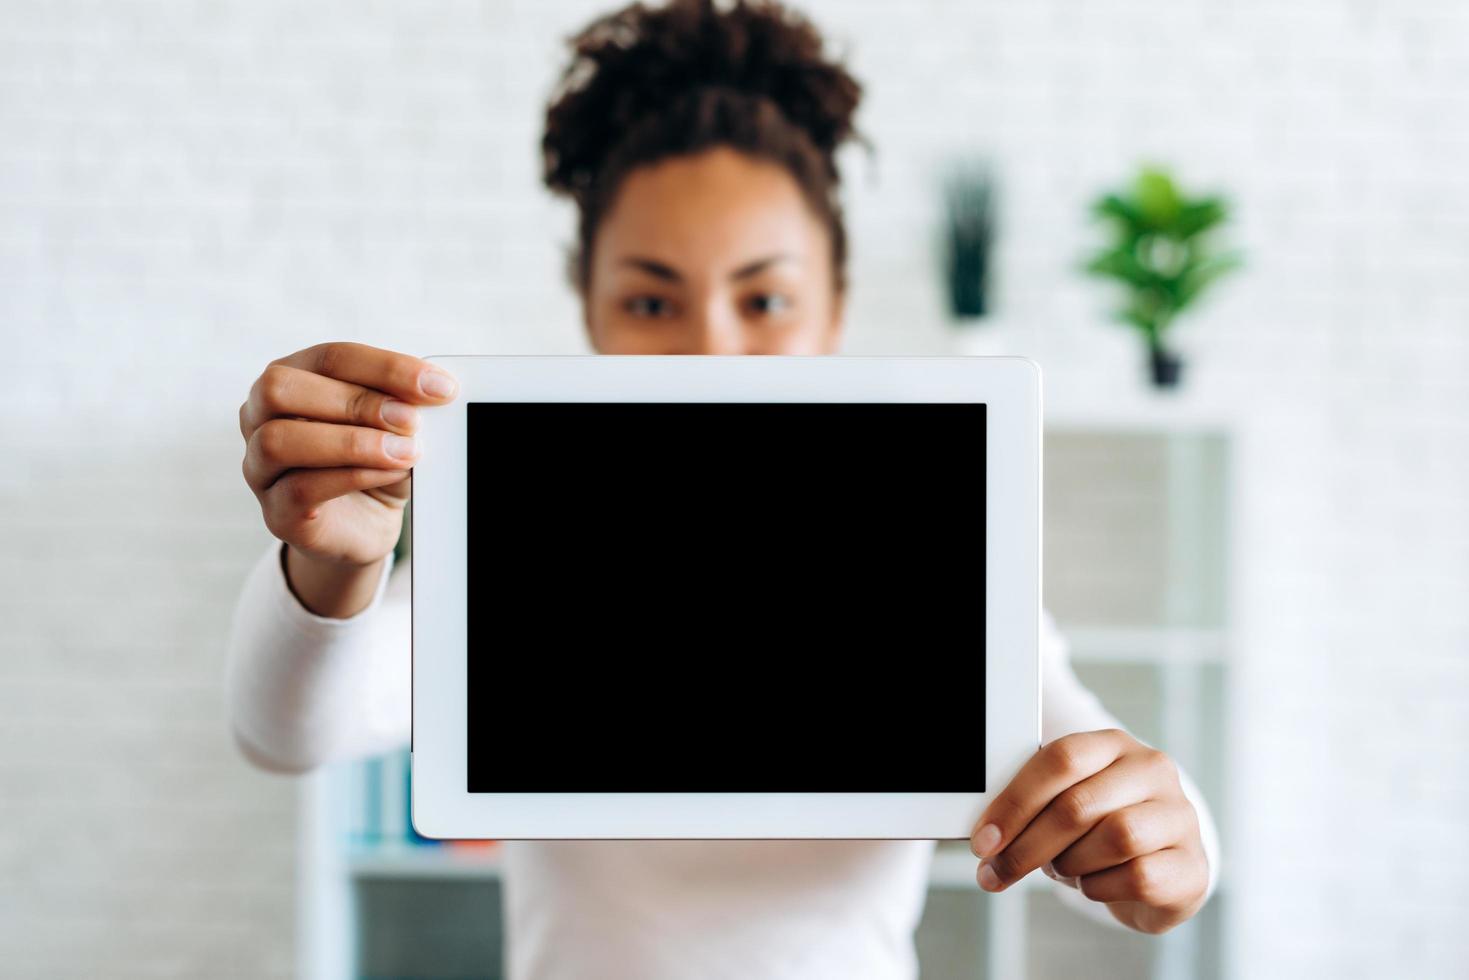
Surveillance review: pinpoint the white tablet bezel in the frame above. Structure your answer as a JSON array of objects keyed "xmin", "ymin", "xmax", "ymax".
[{"xmin": 410, "ymin": 355, "xmax": 1041, "ymax": 840}]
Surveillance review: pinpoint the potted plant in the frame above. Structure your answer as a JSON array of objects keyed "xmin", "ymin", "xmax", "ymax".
[
  {"xmin": 1083, "ymin": 166, "xmax": 1241, "ymax": 387},
  {"xmin": 943, "ymin": 162, "xmax": 997, "ymax": 323}
]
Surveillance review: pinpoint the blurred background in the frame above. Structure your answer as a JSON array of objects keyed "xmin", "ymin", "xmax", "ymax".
[{"xmin": 2, "ymin": 0, "xmax": 1467, "ymax": 977}]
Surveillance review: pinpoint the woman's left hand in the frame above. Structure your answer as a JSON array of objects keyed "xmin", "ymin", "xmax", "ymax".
[{"xmin": 969, "ymin": 728, "xmax": 1210, "ymax": 934}]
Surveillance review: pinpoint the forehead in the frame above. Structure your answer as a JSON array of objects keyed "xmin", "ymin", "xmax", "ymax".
[{"xmin": 592, "ymin": 147, "xmax": 828, "ymax": 271}]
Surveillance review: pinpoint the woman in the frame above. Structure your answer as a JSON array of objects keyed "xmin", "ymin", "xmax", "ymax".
[{"xmin": 227, "ymin": 0, "xmax": 1220, "ymax": 975}]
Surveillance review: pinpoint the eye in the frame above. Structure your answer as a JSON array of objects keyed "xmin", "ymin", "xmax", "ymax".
[
  {"xmin": 747, "ymin": 293, "xmax": 792, "ymax": 316},
  {"xmin": 624, "ymin": 295, "xmax": 674, "ymax": 318}
]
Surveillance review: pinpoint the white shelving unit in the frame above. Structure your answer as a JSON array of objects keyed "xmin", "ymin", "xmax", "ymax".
[
  {"xmin": 298, "ymin": 351, "xmax": 1235, "ymax": 980},
  {"xmin": 302, "ymin": 640, "xmax": 1230, "ymax": 977}
]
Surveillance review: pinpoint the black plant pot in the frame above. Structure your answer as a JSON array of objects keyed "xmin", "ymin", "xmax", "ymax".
[
  {"xmin": 947, "ymin": 241, "xmax": 990, "ymax": 320},
  {"xmin": 1148, "ymin": 345, "xmax": 1184, "ymax": 388}
]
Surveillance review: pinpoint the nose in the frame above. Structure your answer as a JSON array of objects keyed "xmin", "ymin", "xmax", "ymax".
[{"xmin": 683, "ymin": 298, "xmax": 745, "ymax": 354}]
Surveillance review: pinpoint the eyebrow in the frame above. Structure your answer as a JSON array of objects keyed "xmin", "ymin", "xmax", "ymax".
[{"xmin": 618, "ymin": 253, "xmax": 798, "ymax": 283}]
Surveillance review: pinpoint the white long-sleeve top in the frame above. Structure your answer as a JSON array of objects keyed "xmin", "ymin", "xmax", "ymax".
[{"xmin": 225, "ymin": 539, "xmax": 1220, "ymax": 980}]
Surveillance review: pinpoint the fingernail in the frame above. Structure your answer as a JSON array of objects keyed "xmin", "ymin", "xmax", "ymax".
[
  {"xmin": 973, "ymin": 823, "xmax": 1001, "ymax": 858},
  {"xmin": 381, "ymin": 400, "xmax": 417, "ymax": 429},
  {"xmin": 384, "ymin": 433, "xmax": 418, "ymax": 459},
  {"xmin": 978, "ymin": 863, "xmax": 1001, "ymax": 892},
  {"xmin": 1043, "ymin": 861, "xmax": 1079, "ymax": 889},
  {"xmin": 420, "ymin": 370, "xmax": 457, "ymax": 398}
]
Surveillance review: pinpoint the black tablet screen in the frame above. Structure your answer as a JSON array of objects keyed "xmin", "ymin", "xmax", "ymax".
[{"xmin": 466, "ymin": 402, "xmax": 985, "ymax": 792}]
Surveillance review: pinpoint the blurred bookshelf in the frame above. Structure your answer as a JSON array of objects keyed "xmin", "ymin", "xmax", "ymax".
[{"xmin": 299, "ymin": 423, "xmax": 1233, "ymax": 980}]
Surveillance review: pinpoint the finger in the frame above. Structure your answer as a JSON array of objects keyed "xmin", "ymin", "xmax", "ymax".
[
  {"xmin": 976, "ymin": 750, "xmax": 1159, "ymax": 892},
  {"xmin": 1050, "ymin": 799, "xmax": 1196, "ymax": 880},
  {"xmin": 1076, "ymin": 847, "xmax": 1199, "ymax": 912},
  {"xmin": 241, "ymin": 363, "xmax": 422, "ymax": 441},
  {"xmin": 971, "ymin": 729, "xmax": 1132, "ymax": 860},
  {"xmin": 273, "ymin": 342, "xmax": 459, "ymax": 406},
  {"xmin": 266, "ymin": 466, "xmax": 414, "ymax": 520},
  {"xmin": 243, "ymin": 418, "xmax": 418, "ymax": 494}
]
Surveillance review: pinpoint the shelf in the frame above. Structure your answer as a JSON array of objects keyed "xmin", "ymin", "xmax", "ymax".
[
  {"xmin": 349, "ymin": 842, "xmax": 505, "ymax": 880},
  {"xmin": 347, "ymin": 840, "xmax": 1047, "ymax": 893}
]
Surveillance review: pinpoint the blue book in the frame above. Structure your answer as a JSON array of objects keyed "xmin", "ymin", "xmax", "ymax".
[
  {"xmin": 363, "ymin": 756, "xmax": 383, "ymax": 845},
  {"xmin": 381, "ymin": 750, "xmax": 406, "ymax": 841}
]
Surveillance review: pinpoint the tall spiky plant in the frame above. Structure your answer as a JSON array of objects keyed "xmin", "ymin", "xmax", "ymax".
[{"xmin": 1084, "ymin": 167, "xmax": 1241, "ymax": 387}]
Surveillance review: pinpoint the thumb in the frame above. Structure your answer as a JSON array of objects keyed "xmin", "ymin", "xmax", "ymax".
[{"xmin": 365, "ymin": 471, "xmax": 411, "ymax": 506}]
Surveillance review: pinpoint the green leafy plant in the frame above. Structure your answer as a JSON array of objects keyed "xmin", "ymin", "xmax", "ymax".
[{"xmin": 1084, "ymin": 166, "xmax": 1242, "ymax": 387}]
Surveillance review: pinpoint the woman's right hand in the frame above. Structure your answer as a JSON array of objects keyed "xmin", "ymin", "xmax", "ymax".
[{"xmin": 239, "ymin": 342, "xmax": 459, "ymax": 568}]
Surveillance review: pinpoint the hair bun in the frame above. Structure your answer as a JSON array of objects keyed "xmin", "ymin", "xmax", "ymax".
[{"xmin": 543, "ymin": 0, "xmax": 862, "ymax": 199}]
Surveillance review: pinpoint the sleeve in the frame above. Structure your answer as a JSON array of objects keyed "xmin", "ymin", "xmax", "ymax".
[
  {"xmin": 223, "ymin": 539, "xmax": 413, "ymax": 774},
  {"xmin": 1037, "ymin": 610, "xmax": 1223, "ymax": 929}
]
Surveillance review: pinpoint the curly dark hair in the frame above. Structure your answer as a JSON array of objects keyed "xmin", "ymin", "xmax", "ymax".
[{"xmin": 541, "ymin": 0, "xmax": 865, "ymax": 295}]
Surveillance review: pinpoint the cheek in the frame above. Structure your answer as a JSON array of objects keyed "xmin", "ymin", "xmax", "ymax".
[
  {"xmin": 781, "ymin": 290, "xmax": 838, "ymax": 350},
  {"xmin": 750, "ymin": 314, "xmax": 833, "ymax": 354},
  {"xmin": 584, "ymin": 291, "xmax": 628, "ymax": 348},
  {"xmin": 585, "ymin": 297, "xmax": 674, "ymax": 354},
  {"xmin": 589, "ymin": 321, "xmax": 655, "ymax": 355}
]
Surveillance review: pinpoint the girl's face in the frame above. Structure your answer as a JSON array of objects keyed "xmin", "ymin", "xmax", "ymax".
[{"xmin": 583, "ymin": 146, "xmax": 845, "ymax": 354}]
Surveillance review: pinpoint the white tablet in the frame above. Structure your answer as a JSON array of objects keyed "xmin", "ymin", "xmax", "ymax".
[{"xmin": 410, "ymin": 355, "xmax": 1041, "ymax": 840}]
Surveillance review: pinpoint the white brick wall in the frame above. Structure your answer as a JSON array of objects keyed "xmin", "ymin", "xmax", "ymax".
[{"xmin": 2, "ymin": 0, "xmax": 1465, "ymax": 976}]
